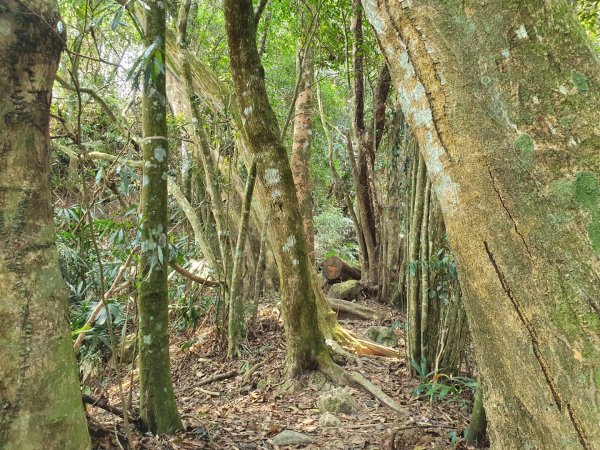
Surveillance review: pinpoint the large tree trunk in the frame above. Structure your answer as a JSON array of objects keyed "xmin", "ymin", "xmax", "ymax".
[
  {"xmin": 137, "ymin": 1, "xmax": 182, "ymax": 434},
  {"xmin": 363, "ymin": 0, "xmax": 600, "ymax": 448},
  {"xmin": 0, "ymin": 1, "xmax": 91, "ymax": 448},
  {"xmin": 291, "ymin": 0, "xmax": 316, "ymax": 263}
]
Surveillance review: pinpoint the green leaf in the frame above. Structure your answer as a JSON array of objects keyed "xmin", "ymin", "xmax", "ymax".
[{"xmin": 111, "ymin": 7, "xmax": 124, "ymax": 30}]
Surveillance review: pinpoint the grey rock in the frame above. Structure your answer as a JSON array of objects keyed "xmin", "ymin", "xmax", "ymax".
[
  {"xmin": 365, "ymin": 326, "xmax": 399, "ymax": 347},
  {"xmin": 319, "ymin": 412, "xmax": 341, "ymax": 428},
  {"xmin": 271, "ymin": 430, "xmax": 313, "ymax": 446},
  {"xmin": 256, "ymin": 378, "xmax": 269, "ymax": 391},
  {"xmin": 317, "ymin": 387, "xmax": 359, "ymax": 414}
]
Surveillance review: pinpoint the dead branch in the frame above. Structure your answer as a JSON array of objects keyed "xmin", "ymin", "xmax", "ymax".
[
  {"xmin": 197, "ymin": 370, "xmax": 238, "ymax": 387},
  {"xmin": 73, "ymin": 249, "xmax": 137, "ymax": 351},
  {"xmin": 170, "ymin": 262, "xmax": 223, "ymax": 287},
  {"xmin": 82, "ymin": 394, "xmax": 140, "ymax": 426}
]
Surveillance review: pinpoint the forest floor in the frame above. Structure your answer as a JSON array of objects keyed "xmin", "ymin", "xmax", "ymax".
[{"xmin": 87, "ymin": 297, "xmax": 476, "ymax": 449}]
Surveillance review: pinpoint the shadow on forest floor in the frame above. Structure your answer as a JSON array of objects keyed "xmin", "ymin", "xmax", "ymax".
[{"xmin": 87, "ymin": 298, "xmax": 477, "ymax": 449}]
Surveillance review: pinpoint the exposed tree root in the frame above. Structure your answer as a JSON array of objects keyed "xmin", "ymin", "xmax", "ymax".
[
  {"xmin": 312, "ymin": 268, "xmax": 401, "ymax": 358},
  {"xmin": 331, "ymin": 324, "xmax": 400, "ymax": 357},
  {"xmin": 346, "ymin": 370, "xmax": 407, "ymax": 414},
  {"xmin": 317, "ymin": 356, "xmax": 407, "ymax": 414}
]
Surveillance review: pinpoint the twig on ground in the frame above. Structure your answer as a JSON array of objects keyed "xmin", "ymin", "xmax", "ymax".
[{"xmin": 197, "ymin": 369, "xmax": 238, "ymax": 386}]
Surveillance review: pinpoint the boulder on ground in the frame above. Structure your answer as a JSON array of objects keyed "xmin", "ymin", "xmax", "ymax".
[
  {"xmin": 319, "ymin": 412, "xmax": 341, "ymax": 428},
  {"xmin": 109, "ymin": 333, "xmax": 136, "ymax": 366},
  {"xmin": 365, "ymin": 326, "xmax": 399, "ymax": 347},
  {"xmin": 317, "ymin": 387, "xmax": 359, "ymax": 414},
  {"xmin": 271, "ymin": 430, "xmax": 313, "ymax": 446}
]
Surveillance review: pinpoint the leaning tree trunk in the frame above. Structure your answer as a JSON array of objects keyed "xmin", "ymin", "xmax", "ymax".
[
  {"xmin": 291, "ymin": 0, "xmax": 316, "ymax": 263},
  {"xmin": 0, "ymin": 1, "xmax": 91, "ymax": 448},
  {"xmin": 363, "ymin": 0, "xmax": 600, "ymax": 448},
  {"xmin": 137, "ymin": 1, "xmax": 182, "ymax": 434}
]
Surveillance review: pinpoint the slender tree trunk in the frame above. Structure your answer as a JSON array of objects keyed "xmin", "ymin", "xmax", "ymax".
[
  {"xmin": 364, "ymin": 0, "xmax": 600, "ymax": 447},
  {"xmin": 228, "ymin": 159, "xmax": 257, "ymax": 358},
  {"xmin": 406, "ymin": 154, "xmax": 426, "ymax": 369},
  {"xmin": 223, "ymin": 0, "xmax": 331, "ymax": 375},
  {"xmin": 0, "ymin": 2, "xmax": 90, "ymax": 448},
  {"xmin": 350, "ymin": 0, "xmax": 378, "ymax": 283},
  {"xmin": 249, "ymin": 213, "xmax": 269, "ymax": 329},
  {"xmin": 291, "ymin": 0, "xmax": 316, "ymax": 263},
  {"xmin": 137, "ymin": 1, "xmax": 182, "ymax": 434}
]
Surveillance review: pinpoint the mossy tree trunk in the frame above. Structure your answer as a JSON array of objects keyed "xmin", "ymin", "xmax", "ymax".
[
  {"xmin": 137, "ymin": 0, "xmax": 182, "ymax": 434},
  {"xmin": 364, "ymin": 0, "xmax": 600, "ymax": 447},
  {"xmin": 228, "ymin": 159, "xmax": 257, "ymax": 358},
  {"xmin": 378, "ymin": 107, "xmax": 406, "ymax": 304},
  {"xmin": 0, "ymin": 1, "xmax": 91, "ymax": 448},
  {"xmin": 291, "ymin": 0, "xmax": 316, "ymax": 263},
  {"xmin": 464, "ymin": 378, "xmax": 488, "ymax": 447},
  {"xmin": 223, "ymin": 0, "xmax": 332, "ymax": 375}
]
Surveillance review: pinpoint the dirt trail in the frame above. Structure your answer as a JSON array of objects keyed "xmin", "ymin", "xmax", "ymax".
[{"xmin": 88, "ymin": 299, "xmax": 473, "ymax": 449}]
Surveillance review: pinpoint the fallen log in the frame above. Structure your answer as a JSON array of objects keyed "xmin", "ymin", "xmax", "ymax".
[
  {"xmin": 323, "ymin": 256, "xmax": 361, "ymax": 283},
  {"xmin": 329, "ymin": 279, "xmax": 362, "ymax": 300},
  {"xmin": 327, "ymin": 297, "xmax": 381, "ymax": 321}
]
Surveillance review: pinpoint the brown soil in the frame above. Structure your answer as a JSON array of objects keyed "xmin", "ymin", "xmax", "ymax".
[{"xmin": 86, "ymin": 298, "xmax": 475, "ymax": 449}]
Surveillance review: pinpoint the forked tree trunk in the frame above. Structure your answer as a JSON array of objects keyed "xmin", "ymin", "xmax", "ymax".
[
  {"xmin": 137, "ymin": 1, "xmax": 182, "ymax": 434},
  {"xmin": 0, "ymin": 1, "xmax": 90, "ymax": 448},
  {"xmin": 363, "ymin": 0, "xmax": 600, "ymax": 447}
]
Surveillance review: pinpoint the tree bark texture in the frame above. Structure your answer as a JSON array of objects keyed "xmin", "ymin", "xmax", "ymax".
[
  {"xmin": 137, "ymin": 0, "xmax": 182, "ymax": 434},
  {"xmin": 228, "ymin": 159, "xmax": 257, "ymax": 358},
  {"xmin": 349, "ymin": 0, "xmax": 380, "ymax": 284},
  {"xmin": 291, "ymin": 0, "xmax": 316, "ymax": 262},
  {"xmin": 224, "ymin": 0, "xmax": 330, "ymax": 375},
  {"xmin": 363, "ymin": 0, "xmax": 600, "ymax": 448},
  {"xmin": 0, "ymin": 1, "xmax": 91, "ymax": 448}
]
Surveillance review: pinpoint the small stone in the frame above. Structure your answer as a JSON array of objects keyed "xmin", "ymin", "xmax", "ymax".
[
  {"xmin": 365, "ymin": 326, "xmax": 399, "ymax": 347},
  {"xmin": 275, "ymin": 379, "xmax": 297, "ymax": 396},
  {"xmin": 271, "ymin": 430, "xmax": 313, "ymax": 446},
  {"xmin": 317, "ymin": 387, "xmax": 359, "ymax": 414},
  {"xmin": 319, "ymin": 412, "xmax": 341, "ymax": 428},
  {"xmin": 309, "ymin": 371, "xmax": 328, "ymax": 390}
]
